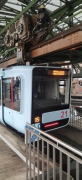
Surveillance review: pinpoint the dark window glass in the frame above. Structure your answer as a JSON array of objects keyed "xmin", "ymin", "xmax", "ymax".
[
  {"xmin": 13, "ymin": 77, "xmax": 21, "ymax": 111},
  {"xmin": 2, "ymin": 78, "xmax": 11, "ymax": 108},
  {"xmin": 2, "ymin": 77, "xmax": 21, "ymax": 112},
  {"xmin": 33, "ymin": 68, "xmax": 70, "ymax": 111}
]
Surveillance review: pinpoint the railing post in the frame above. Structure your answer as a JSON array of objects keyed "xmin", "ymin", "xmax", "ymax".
[
  {"xmin": 37, "ymin": 137, "xmax": 39, "ymax": 180},
  {"xmin": 29, "ymin": 132, "xmax": 31, "ymax": 180},
  {"xmin": 47, "ymin": 143, "xmax": 49, "ymax": 180},
  {"xmin": 76, "ymin": 162, "xmax": 79, "ymax": 180},
  {"xmin": 67, "ymin": 156, "xmax": 70, "ymax": 180},
  {"xmin": 60, "ymin": 151, "xmax": 62, "ymax": 180},
  {"xmin": 42, "ymin": 140, "xmax": 44, "ymax": 180},
  {"xmin": 26, "ymin": 129, "xmax": 28, "ymax": 180},
  {"xmin": 53, "ymin": 147, "xmax": 56, "ymax": 180},
  {"xmin": 33, "ymin": 134, "xmax": 35, "ymax": 180}
]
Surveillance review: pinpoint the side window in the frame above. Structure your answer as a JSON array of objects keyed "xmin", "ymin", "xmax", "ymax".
[
  {"xmin": 2, "ymin": 77, "xmax": 21, "ymax": 112},
  {"xmin": 13, "ymin": 77, "xmax": 21, "ymax": 112},
  {"xmin": 2, "ymin": 78, "xmax": 11, "ymax": 108}
]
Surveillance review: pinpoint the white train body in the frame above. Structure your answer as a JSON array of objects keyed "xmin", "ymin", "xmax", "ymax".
[{"xmin": 0, "ymin": 66, "xmax": 71, "ymax": 133}]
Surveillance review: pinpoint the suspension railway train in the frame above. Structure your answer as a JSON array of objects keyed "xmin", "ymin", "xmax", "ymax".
[{"xmin": 0, "ymin": 66, "xmax": 71, "ymax": 133}]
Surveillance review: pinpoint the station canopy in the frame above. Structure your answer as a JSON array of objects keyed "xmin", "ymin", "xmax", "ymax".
[
  {"xmin": 0, "ymin": 0, "xmax": 82, "ymax": 40},
  {"xmin": 0, "ymin": 0, "xmax": 82, "ymax": 67}
]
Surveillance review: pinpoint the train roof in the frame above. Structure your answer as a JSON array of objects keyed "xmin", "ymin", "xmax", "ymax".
[{"xmin": 0, "ymin": 65, "xmax": 70, "ymax": 71}]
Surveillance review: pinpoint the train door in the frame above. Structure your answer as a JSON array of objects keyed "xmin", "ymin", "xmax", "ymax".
[
  {"xmin": 2, "ymin": 76, "xmax": 21, "ymax": 127},
  {"xmin": 2, "ymin": 77, "xmax": 14, "ymax": 127}
]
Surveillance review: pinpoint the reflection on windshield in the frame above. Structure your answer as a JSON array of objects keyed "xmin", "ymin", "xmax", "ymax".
[{"xmin": 33, "ymin": 76, "xmax": 68, "ymax": 110}]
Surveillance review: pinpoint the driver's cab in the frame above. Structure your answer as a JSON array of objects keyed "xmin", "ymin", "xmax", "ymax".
[{"xmin": 32, "ymin": 67, "xmax": 71, "ymax": 131}]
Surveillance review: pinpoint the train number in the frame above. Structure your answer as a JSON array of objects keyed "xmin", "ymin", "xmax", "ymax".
[{"xmin": 61, "ymin": 110, "xmax": 67, "ymax": 118}]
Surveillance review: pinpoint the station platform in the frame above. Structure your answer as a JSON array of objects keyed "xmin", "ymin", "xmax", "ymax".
[
  {"xmin": 0, "ymin": 123, "xmax": 53, "ymax": 180},
  {"xmin": 0, "ymin": 138, "xmax": 26, "ymax": 180},
  {"xmin": 0, "ymin": 123, "xmax": 36, "ymax": 180}
]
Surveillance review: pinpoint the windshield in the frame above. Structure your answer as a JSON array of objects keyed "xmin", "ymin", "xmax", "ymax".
[{"xmin": 33, "ymin": 68, "xmax": 70, "ymax": 110}]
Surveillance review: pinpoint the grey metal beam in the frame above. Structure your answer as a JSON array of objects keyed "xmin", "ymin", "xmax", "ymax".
[
  {"xmin": 73, "ymin": 73, "xmax": 82, "ymax": 78},
  {"xmin": 0, "ymin": 0, "xmax": 7, "ymax": 10},
  {"xmin": 18, "ymin": 0, "xmax": 36, "ymax": 14},
  {"xmin": 46, "ymin": 2, "xmax": 60, "ymax": 8},
  {"xmin": 7, "ymin": 2, "xmax": 26, "ymax": 7},
  {"xmin": 0, "ymin": 11, "xmax": 16, "ymax": 17},
  {"xmin": 67, "ymin": 4, "xmax": 82, "ymax": 17},
  {"xmin": 3, "ymin": 5, "xmax": 20, "ymax": 13},
  {"xmin": 60, "ymin": 0, "xmax": 69, "ymax": 3},
  {"xmin": 52, "ymin": 10, "xmax": 82, "ymax": 30},
  {"xmin": 51, "ymin": 0, "xmax": 82, "ymax": 19}
]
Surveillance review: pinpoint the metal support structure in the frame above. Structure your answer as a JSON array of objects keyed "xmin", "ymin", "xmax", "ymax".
[
  {"xmin": 0, "ymin": 0, "xmax": 39, "ymax": 36},
  {"xmin": 70, "ymin": 106, "xmax": 82, "ymax": 130},
  {"xmin": 30, "ymin": 24, "xmax": 82, "ymax": 59},
  {"xmin": 72, "ymin": 64, "xmax": 82, "ymax": 74},
  {"xmin": 52, "ymin": 10, "xmax": 82, "ymax": 31},
  {"xmin": 0, "ymin": 0, "xmax": 82, "ymax": 38},
  {"xmin": 0, "ymin": 23, "xmax": 82, "ymax": 67},
  {"xmin": 0, "ymin": 0, "xmax": 82, "ymax": 71},
  {"xmin": 51, "ymin": 0, "xmax": 82, "ymax": 19}
]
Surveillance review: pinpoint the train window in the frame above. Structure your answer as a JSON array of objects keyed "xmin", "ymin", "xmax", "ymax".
[
  {"xmin": 13, "ymin": 77, "xmax": 21, "ymax": 111},
  {"xmin": 32, "ymin": 68, "xmax": 70, "ymax": 110},
  {"xmin": 2, "ymin": 78, "xmax": 10, "ymax": 107},
  {"xmin": 2, "ymin": 77, "xmax": 21, "ymax": 111}
]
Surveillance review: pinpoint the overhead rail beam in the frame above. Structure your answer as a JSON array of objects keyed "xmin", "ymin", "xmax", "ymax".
[
  {"xmin": 0, "ymin": 55, "xmax": 17, "ymax": 68},
  {"xmin": 0, "ymin": 23, "xmax": 82, "ymax": 68},
  {"xmin": 30, "ymin": 23, "xmax": 82, "ymax": 58},
  {"xmin": 0, "ymin": 0, "xmax": 39, "ymax": 36}
]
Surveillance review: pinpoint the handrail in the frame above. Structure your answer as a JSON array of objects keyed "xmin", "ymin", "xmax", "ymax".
[{"xmin": 26, "ymin": 123, "xmax": 82, "ymax": 158}]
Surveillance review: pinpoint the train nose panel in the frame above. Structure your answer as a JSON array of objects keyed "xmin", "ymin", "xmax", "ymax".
[{"xmin": 42, "ymin": 109, "xmax": 70, "ymax": 124}]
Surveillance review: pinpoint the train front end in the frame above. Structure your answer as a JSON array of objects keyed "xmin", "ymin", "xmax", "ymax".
[{"xmin": 32, "ymin": 67, "xmax": 71, "ymax": 132}]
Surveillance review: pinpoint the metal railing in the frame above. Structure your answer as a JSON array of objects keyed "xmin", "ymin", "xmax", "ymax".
[
  {"xmin": 69, "ymin": 105, "xmax": 82, "ymax": 130},
  {"xmin": 25, "ymin": 123, "xmax": 82, "ymax": 180}
]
